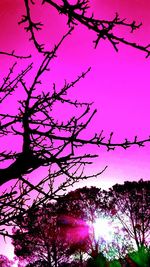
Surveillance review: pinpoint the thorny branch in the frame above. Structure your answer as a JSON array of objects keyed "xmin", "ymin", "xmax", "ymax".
[
  {"xmin": 22, "ymin": 0, "xmax": 150, "ymax": 56},
  {"xmin": 0, "ymin": 28, "xmax": 107, "ymax": 234},
  {"xmin": 0, "ymin": 50, "xmax": 31, "ymax": 59}
]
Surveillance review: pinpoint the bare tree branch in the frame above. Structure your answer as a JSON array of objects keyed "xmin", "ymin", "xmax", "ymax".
[
  {"xmin": 41, "ymin": 0, "xmax": 150, "ymax": 56},
  {"xmin": 0, "ymin": 50, "xmax": 31, "ymax": 59},
  {"xmin": 1, "ymin": 0, "xmax": 150, "ymax": 237}
]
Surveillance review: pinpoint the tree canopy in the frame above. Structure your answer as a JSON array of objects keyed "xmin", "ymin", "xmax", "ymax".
[
  {"xmin": 108, "ymin": 179, "xmax": 150, "ymax": 249},
  {"xmin": 12, "ymin": 180, "xmax": 150, "ymax": 266}
]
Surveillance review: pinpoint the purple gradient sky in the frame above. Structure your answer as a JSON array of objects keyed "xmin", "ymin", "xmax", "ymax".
[{"xmin": 0, "ymin": 0, "xmax": 150, "ymax": 260}]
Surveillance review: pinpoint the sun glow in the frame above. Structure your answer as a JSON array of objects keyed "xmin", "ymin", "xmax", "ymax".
[{"xmin": 92, "ymin": 217, "xmax": 113, "ymax": 242}]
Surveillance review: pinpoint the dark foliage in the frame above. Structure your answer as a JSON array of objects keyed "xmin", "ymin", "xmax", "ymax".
[
  {"xmin": 108, "ymin": 180, "xmax": 150, "ymax": 249},
  {"xmin": 12, "ymin": 180, "xmax": 149, "ymax": 266}
]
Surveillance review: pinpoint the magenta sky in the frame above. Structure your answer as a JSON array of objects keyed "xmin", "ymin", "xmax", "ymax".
[{"xmin": 0, "ymin": 0, "xmax": 150, "ymax": 260}]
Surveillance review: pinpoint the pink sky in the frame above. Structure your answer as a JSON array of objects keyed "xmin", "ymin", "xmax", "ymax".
[{"xmin": 0, "ymin": 0, "xmax": 150, "ymax": 261}]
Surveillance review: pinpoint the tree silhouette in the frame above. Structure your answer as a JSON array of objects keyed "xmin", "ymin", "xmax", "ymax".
[
  {"xmin": 12, "ymin": 201, "xmax": 91, "ymax": 266},
  {"xmin": 12, "ymin": 189, "xmax": 104, "ymax": 266},
  {"xmin": 1, "ymin": 0, "xmax": 150, "ymax": 237},
  {"xmin": 57, "ymin": 186, "xmax": 106, "ymax": 220},
  {"xmin": 12, "ymin": 182, "xmax": 149, "ymax": 266},
  {"xmin": 108, "ymin": 180, "xmax": 150, "ymax": 249},
  {"xmin": 57, "ymin": 186, "xmax": 110, "ymax": 258},
  {"xmin": 12, "ymin": 202, "xmax": 71, "ymax": 267},
  {"xmin": 56, "ymin": 186, "xmax": 135, "ymax": 261}
]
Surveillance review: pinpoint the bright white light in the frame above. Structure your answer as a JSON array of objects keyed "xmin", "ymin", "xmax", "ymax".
[{"xmin": 93, "ymin": 217, "xmax": 113, "ymax": 242}]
